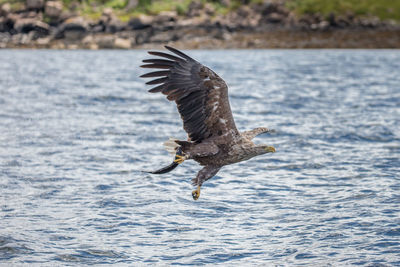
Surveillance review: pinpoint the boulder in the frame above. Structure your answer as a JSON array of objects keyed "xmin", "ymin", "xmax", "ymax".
[
  {"xmin": 26, "ymin": 0, "xmax": 45, "ymax": 10},
  {"xmin": 187, "ymin": 1, "xmax": 203, "ymax": 17},
  {"xmin": 154, "ymin": 11, "xmax": 177, "ymax": 24},
  {"xmin": 103, "ymin": 7, "xmax": 115, "ymax": 19},
  {"xmin": 113, "ymin": 37, "xmax": 131, "ymax": 49},
  {"xmin": 360, "ymin": 17, "xmax": 381, "ymax": 28},
  {"xmin": 128, "ymin": 15, "xmax": 153, "ymax": 30},
  {"xmin": 0, "ymin": 32, "xmax": 11, "ymax": 46},
  {"xmin": 261, "ymin": 2, "xmax": 279, "ymax": 15},
  {"xmin": 150, "ymin": 31, "xmax": 179, "ymax": 43},
  {"xmin": 237, "ymin": 6, "xmax": 252, "ymax": 18},
  {"xmin": 134, "ymin": 30, "xmax": 151, "ymax": 44},
  {"xmin": 11, "ymin": 33, "xmax": 32, "ymax": 45},
  {"xmin": 0, "ymin": 17, "xmax": 4, "ymax": 32},
  {"xmin": 220, "ymin": 0, "xmax": 231, "ymax": 7},
  {"xmin": 45, "ymin": 1, "xmax": 63, "ymax": 18},
  {"xmin": 96, "ymin": 35, "xmax": 115, "ymax": 48},
  {"xmin": 1, "ymin": 3, "xmax": 11, "ymax": 16},
  {"xmin": 14, "ymin": 18, "xmax": 49, "ymax": 35},
  {"xmin": 91, "ymin": 24, "xmax": 104, "ymax": 33},
  {"xmin": 36, "ymin": 36, "xmax": 51, "ymax": 46},
  {"xmin": 203, "ymin": 3, "xmax": 215, "ymax": 16},
  {"xmin": 265, "ymin": 12, "xmax": 285, "ymax": 23},
  {"xmin": 98, "ymin": 8, "xmax": 125, "ymax": 33},
  {"xmin": 105, "ymin": 18, "xmax": 125, "ymax": 33},
  {"xmin": 58, "ymin": 16, "xmax": 88, "ymax": 40},
  {"xmin": 2, "ymin": 13, "xmax": 20, "ymax": 33},
  {"xmin": 126, "ymin": 0, "xmax": 138, "ymax": 10}
]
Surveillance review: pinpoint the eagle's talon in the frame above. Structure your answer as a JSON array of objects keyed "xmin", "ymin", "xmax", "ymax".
[
  {"xmin": 174, "ymin": 154, "xmax": 186, "ymax": 164},
  {"xmin": 192, "ymin": 186, "xmax": 201, "ymax": 200}
]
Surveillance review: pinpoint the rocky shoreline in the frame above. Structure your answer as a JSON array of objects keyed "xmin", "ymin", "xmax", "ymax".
[{"xmin": 1, "ymin": 0, "xmax": 400, "ymax": 49}]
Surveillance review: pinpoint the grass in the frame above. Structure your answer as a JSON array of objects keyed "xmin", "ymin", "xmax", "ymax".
[
  {"xmin": 2, "ymin": 0, "xmax": 400, "ymax": 22},
  {"xmin": 286, "ymin": 0, "xmax": 400, "ymax": 21}
]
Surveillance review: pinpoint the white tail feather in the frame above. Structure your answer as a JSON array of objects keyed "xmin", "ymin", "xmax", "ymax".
[{"xmin": 163, "ymin": 137, "xmax": 179, "ymax": 155}]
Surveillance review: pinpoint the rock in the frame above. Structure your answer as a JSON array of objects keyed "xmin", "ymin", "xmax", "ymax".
[
  {"xmin": 261, "ymin": 2, "xmax": 279, "ymax": 15},
  {"xmin": 319, "ymin": 20, "xmax": 330, "ymax": 30},
  {"xmin": 67, "ymin": 43, "xmax": 79, "ymax": 49},
  {"xmin": 328, "ymin": 13, "xmax": 336, "ymax": 26},
  {"xmin": 26, "ymin": 11, "xmax": 41, "ymax": 19},
  {"xmin": 81, "ymin": 34, "xmax": 93, "ymax": 44},
  {"xmin": 59, "ymin": 10, "xmax": 74, "ymax": 22},
  {"xmin": 114, "ymin": 37, "xmax": 131, "ymax": 49},
  {"xmin": 98, "ymin": 8, "xmax": 125, "ymax": 33},
  {"xmin": 36, "ymin": 36, "xmax": 51, "ymax": 45},
  {"xmin": 237, "ymin": 6, "xmax": 252, "ymax": 18},
  {"xmin": 1, "ymin": 13, "xmax": 19, "ymax": 34},
  {"xmin": 299, "ymin": 14, "xmax": 317, "ymax": 26},
  {"xmin": 58, "ymin": 16, "xmax": 88, "ymax": 40},
  {"xmin": 11, "ymin": 33, "xmax": 33, "ymax": 45},
  {"xmin": 50, "ymin": 41, "xmax": 65, "ymax": 49},
  {"xmin": 134, "ymin": 30, "xmax": 151, "ymax": 44},
  {"xmin": 88, "ymin": 43, "xmax": 99, "ymax": 50},
  {"xmin": 154, "ymin": 11, "xmax": 177, "ymax": 24},
  {"xmin": 91, "ymin": 24, "xmax": 104, "ymax": 33},
  {"xmin": 45, "ymin": 1, "xmax": 63, "ymax": 18},
  {"xmin": 102, "ymin": 7, "xmax": 114, "ymax": 18},
  {"xmin": 0, "ymin": 32, "xmax": 11, "ymax": 47},
  {"xmin": 82, "ymin": 34, "xmax": 99, "ymax": 49},
  {"xmin": 360, "ymin": 17, "xmax": 380, "ymax": 28},
  {"xmin": 187, "ymin": 1, "xmax": 203, "ymax": 17},
  {"xmin": 265, "ymin": 12, "xmax": 285, "ymax": 23},
  {"xmin": 336, "ymin": 16, "xmax": 350, "ymax": 28},
  {"xmin": 220, "ymin": 0, "xmax": 231, "ymax": 7},
  {"xmin": 150, "ymin": 31, "xmax": 179, "ymax": 43},
  {"xmin": 26, "ymin": 0, "xmax": 45, "ymax": 10},
  {"xmin": 1, "ymin": 3, "xmax": 11, "ymax": 16},
  {"xmin": 126, "ymin": 0, "xmax": 138, "ymax": 10},
  {"xmin": 96, "ymin": 35, "xmax": 115, "ymax": 48},
  {"xmin": 203, "ymin": 3, "xmax": 215, "ymax": 16},
  {"xmin": 128, "ymin": 15, "xmax": 153, "ymax": 30},
  {"xmin": 14, "ymin": 18, "xmax": 50, "ymax": 35},
  {"xmin": 0, "ymin": 17, "xmax": 5, "ymax": 32},
  {"xmin": 105, "ymin": 18, "xmax": 125, "ymax": 33}
]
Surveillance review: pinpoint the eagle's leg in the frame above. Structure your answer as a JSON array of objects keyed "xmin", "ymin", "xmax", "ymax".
[
  {"xmin": 173, "ymin": 154, "xmax": 187, "ymax": 164},
  {"xmin": 192, "ymin": 186, "xmax": 201, "ymax": 200},
  {"xmin": 173, "ymin": 147, "xmax": 188, "ymax": 164},
  {"xmin": 191, "ymin": 165, "xmax": 221, "ymax": 200}
]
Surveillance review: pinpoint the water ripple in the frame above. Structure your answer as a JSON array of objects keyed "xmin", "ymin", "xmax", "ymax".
[{"xmin": 0, "ymin": 49, "xmax": 399, "ymax": 266}]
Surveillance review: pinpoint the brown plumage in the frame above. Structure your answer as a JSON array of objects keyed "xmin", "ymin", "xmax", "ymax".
[{"xmin": 141, "ymin": 46, "xmax": 275, "ymax": 200}]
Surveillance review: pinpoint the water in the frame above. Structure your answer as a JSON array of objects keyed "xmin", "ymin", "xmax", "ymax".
[{"xmin": 1, "ymin": 49, "xmax": 399, "ymax": 266}]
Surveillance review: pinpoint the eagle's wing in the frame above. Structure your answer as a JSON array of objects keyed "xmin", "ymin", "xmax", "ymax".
[{"xmin": 140, "ymin": 46, "xmax": 239, "ymax": 144}]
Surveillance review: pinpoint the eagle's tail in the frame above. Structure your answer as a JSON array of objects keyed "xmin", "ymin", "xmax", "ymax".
[
  {"xmin": 147, "ymin": 161, "xmax": 179, "ymax": 174},
  {"xmin": 147, "ymin": 145, "xmax": 184, "ymax": 174}
]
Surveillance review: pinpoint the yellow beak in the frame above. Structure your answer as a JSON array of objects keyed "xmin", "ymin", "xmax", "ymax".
[{"xmin": 265, "ymin": 146, "xmax": 276, "ymax": 153}]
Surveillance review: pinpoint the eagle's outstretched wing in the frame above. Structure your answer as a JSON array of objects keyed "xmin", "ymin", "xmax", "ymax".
[{"xmin": 140, "ymin": 46, "xmax": 239, "ymax": 144}]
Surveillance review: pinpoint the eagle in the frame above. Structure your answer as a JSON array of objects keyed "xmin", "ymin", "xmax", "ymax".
[{"xmin": 141, "ymin": 46, "xmax": 275, "ymax": 200}]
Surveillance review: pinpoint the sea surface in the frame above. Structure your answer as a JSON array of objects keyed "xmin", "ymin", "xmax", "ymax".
[{"xmin": 1, "ymin": 49, "xmax": 399, "ymax": 266}]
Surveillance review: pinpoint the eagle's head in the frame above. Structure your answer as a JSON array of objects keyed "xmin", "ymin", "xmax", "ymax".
[{"xmin": 261, "ymin": 145, "xmax": 276, "ymax": 154}]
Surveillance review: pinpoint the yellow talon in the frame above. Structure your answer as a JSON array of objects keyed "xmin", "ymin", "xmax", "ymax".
[
  {"xmin": 174, "ymin": 154, "xmax": 185, "ymax": 164},
  {"xmin": 192, "ymin": 186, "xmax": 201, "ymax": 200}
]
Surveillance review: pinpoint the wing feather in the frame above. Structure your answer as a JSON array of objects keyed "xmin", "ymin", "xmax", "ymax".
[
  {"xmin": 140, "ymin": 46, "xmax": 239, "ymax": 143},
  {"xmin": 140, "ymin": 70, "xmax": 170, "ymax": 78}
]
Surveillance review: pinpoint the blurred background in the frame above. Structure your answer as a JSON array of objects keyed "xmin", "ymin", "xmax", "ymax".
[{"xmin": 0, "ymin": 0, "xmax": 400, "ymax": 49}]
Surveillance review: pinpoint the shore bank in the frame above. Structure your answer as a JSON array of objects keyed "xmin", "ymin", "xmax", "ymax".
[{"xmin": 1, "ymin": 1, "xmax": 400, "ymax": 49}]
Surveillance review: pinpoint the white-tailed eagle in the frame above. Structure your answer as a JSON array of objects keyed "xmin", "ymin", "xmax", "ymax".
[{"xmin": 141, "ymin": 46, "xmax": 275, "ymax": 200}]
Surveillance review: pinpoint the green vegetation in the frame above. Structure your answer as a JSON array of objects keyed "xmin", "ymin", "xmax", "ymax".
[
  {"xmin": 2, "ymin": 0, "xmax": 400, "ymax": 22},
  {"xmin": 287, "ymin": 0, "xmax": 400, "ymax": 21}
]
